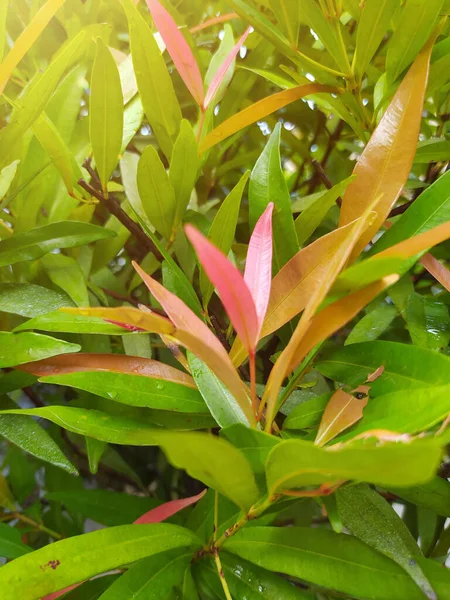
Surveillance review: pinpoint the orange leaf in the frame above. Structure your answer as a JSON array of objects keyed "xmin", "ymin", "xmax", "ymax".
[
  {"xmin": 420, "ymin": 253, "xmax": 450, "ymax": 291},
  {"xmin": 146, "ymin": 0, "xmax": 204, "ymax": 106},
  {"xmin": 376, "ymin": 219, "xmax": 450, "ymax": 260},
  {"xmin": 262, "ymin": 211, "xmax": 376, "ymax": 425},
  {"xmin": 287, "ymin": 275, "xmax": 398, "ymax": 377},
  {"xmin": 199, "ymin": 84, "xmax": 339, "ymax": 153},
  {"xmin": 315, "ymin": 386, "xmax": 369, "ymax": 447},
  {"xmin": 339, "ymin": 36, "xmax": 435, "ymax": 260},
  {"xmin": 60, "ymin": 307, "xmax": 174, "ymax": 335},
  {"xmin": 17, "ymin": 353, "xmax": 195, "ymax": 388}
]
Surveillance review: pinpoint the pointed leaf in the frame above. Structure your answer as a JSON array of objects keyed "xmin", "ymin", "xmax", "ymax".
[
  {"xmin": 90, "ymin": 39, "xmax": 124, "ymax": 191},
  {"xmin": 0, "ymin": 524, "xmax": 200, "ymax": 600},
  {"xmin": 336, "ymin": 485, "xmax": 437, "ymax": 600},
  {"xmin": 146, "ymin": 0, "xmax": 204, "ymax": 106},
  {"xmin": 61, "ymin": 306, "xmax": 175, "ymax": 335},
  {"xmin": 420, "ymin": 253, "xmax": 450, "ymax": 291},
  {"xmin": 386, "ymin": 0, "xmax": 443, "ymax": 83},
  {"xmin": 266, "ymin": 437, "xmax": 441, "ymax": 494},
  {"xmin": 339, "ymin": 38, "xmax": 435, "ymax": 260},
  {"xmin": 185, "ymin": 224, "xmax": 259, "ymax": 353},
  {"xmin": 199, "ymin": 84, "xmax": 337, "ymax": 152},
  {"xmin": 244, "ymin": 202, "xmax": 274, "ymax": 331},
  {"xmin": 0, "ymin": 0, "xmax": 68, "ymax": 94},
  {"xmin": 41, "ymin": 254, "xmax": 89, "ymax": 308},
  {"xmin": 188, "ymin": 353, "xmax": 251, "ymax": 427},
  {"xmin": 224, "ymin": 527, "xmax": 450, "ymax": 600},
  {"xmin": 137, "ymin": 145, "xmax": 177, "ymax": 240},
  {"xmin": 121, "ymin": 0, "xmax": 182, "ymax": 158},
  {"xmin": 134, "ymin": 490, "xmax": 206, "ymax": 524},
  {"xmin": 169, "ymin": 120, "xmax": 199, "ymax": 228},
  {"xmin": 200, "ymin": 171, "xmax": 249, "ymax": 307},
  {"xmin": 0, "ymin": 222, "xmax": 115, "ymax": 267},
  {"xmin": 315, "ymin": 387, "xmax": 368, "ymax": 447},
  {"xmin": 0, "ymin": 524, "xmax": 32, "ymax": 559},
  {"xmin": 0, "ymin": 332, "xmax": 80, "ymax": 368},
  {"xmin": 204, "ymin": 27, "xmax": 251, "ymax": 109}
]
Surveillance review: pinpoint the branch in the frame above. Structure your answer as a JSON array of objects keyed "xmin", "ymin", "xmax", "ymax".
[{"xmin": 77, "ymin": 179, "xmax": 164, "ymax": 262}]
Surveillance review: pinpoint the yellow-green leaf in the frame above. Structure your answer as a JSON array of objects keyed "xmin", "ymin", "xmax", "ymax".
[
  {"xmin": 90, "ymin": 39, "xmax": 124, "ymax": 191},
  {"xmin": 169, "ymin": 120, "xmax": 199, "ymax": 228}
]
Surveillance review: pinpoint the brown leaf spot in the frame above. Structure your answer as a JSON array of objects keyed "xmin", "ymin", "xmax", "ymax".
[{"xmin": 40, "ymin": 560, "xmax": 61, "ymax": 571}]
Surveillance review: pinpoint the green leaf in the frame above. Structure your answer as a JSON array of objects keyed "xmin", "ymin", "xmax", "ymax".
[
  {"xmin": 316, "ymin": 340, "xmax": 450, "ymax": 395},
  {"xmin": 86, "ymin": 437, "xmax": 107, "ymax": 474},
  {"xmin": 0, "ymin": 222, "xmax": 115, "ymax": 267},
  {"xmin": 0, "ymin": 473, "xmax": 15, "ymax": 511},
  {"xmin": 40, "ymin": 370, "xmax": 209, "ymax": 413},
  {"xmin": 0, "ymin": 160, "xmax": 19, "ymax": 199},
  {"xmin": 415, "ymin": 138, "xmax": 450, "ymax": 163},
  {"xmin": 283, "ymin": 392, "xmax": 332, "ymax": 430},
  {"xmin": 0, "ymin": 395, "xmax": 77, "ymax": 474},
  {"xmin": 224, "ymin": 526, "xmax": 450, "ymax": 600},
  {"xmin": 353, "ymin": 0, "xmax": 397, "ymax": 81},
  {"xmin": 297, "ymin": 0, "xmax": 350, "ymax": 73},
  {"xmin": 341, "ymin": 384, "xmax": 450, "ymax": 439},
  {"xmin": 14, "ymin": 311, "xmax": 129, "ymax": 335},
  {"xmin": 0, "ymin": 523, "xmax": 201, "ymax": 600},
  {"xmin": 0, "ymin": 283, "xmax": 74, "ymax": 317},
  {"xmin": 169, "ymin": 120, "xmax": 199, "ymax": 229},
  {"xmin": 200, "ymin": 171, "xmax": 249, "ymax": 307},
  {"xmin": 249, "ymin": 123, "xmax": 298, "ymax": 271},
  {"xmin": 196, "ymin": 552, "xmax": 313, "ymax": 599},
  {"xmin": 0, "ymin": 524, "xmax": 32, "ymax": 559},
  {"xmin": 0, "ymin": 332, "xmax": 80, "ymax": 368},
  {"xmin": 332, "ymin": 256, "xmax": 406, "ymax": 295},
  {"xmin": 265, "ymin": 438, "xmax": 442, "ymax": 493},
  {"xmin": 122, "ymin": 0, "xmax": 182, "ymax": 158},
  {"xmin": 162, "ymin": 259, "xmax": 203, "ymax": 318},
  {"xmin": 204, "ymin": 23, "xmax": 236, "ymax": 104},
  {"xmin": 188, "ymin": 353, "xmax": 251, "ymax": 427},
  {"xmin": 268, "ymin": 0, "xmax": 300, "ymax": 48},
  {"xmin": 336, "ymin": 484, "xmax": 436, "ymax": 600},
  {"xmin": 370, "ymin": 171, "xmax": 450, "ymax": 257},
  {"xmin": 295, "ymin": 176, "xmax": 354, "ymax": 246},
  {"xmin": 386, "ymin": 0, "xmax": 443, "ymax": 82},
  {"xmin": 345, "ymin": 303, "xmax": 398, "ymax": 345},
  {"xmin": 220, "ymin": 424, "xmax": 279, "ymax": 477},
  {"xmin": 137, "ymin": 145, "xmax": 177, "ymax": 240},
  {"xmin": 41, "ymin": 254, "xmax": 89, "ymax": 307},
  {"xmin": 90, "ymin": 38, "xmax": 124, "ymax": 191},
  {"xmin": 406, "ymin": 293, "xmax": 450, "ymax": 350},
  {"xmin": 47, "ymin": 490, "xmax": 161, "ymax": 527},
  {"xmin": 97, "ymin": 548, "xmax": 192, "ymax": 600},
  {"xmin": 0, "ymin": 30, "xmax": 88, "ymax": 167},
  {"xmin": 388, "ymin": 477, "xmax": 450, "ymax": 518},
  {"xmin": 0, "ymin": 371, "xmax": 37, "ymax": 393},
  {"xmin": 0, "ymin": 408, "xmax": 259, "ymax": 511}
]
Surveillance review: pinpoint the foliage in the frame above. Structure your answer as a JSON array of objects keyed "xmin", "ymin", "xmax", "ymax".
[{"xmin": 0, "ymin": 0, "xmax": 450, "ymax": 598}]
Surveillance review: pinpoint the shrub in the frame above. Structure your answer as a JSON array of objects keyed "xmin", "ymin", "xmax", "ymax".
[{"xmin": 0, "ymin": 0, "xmax": 449, "ymax": 598}]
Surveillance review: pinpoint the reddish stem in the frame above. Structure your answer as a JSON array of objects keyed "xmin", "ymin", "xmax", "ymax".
[
  {"xmin": 190, "ymin": 13, "xmax": 239, "ymax": 34},
  {"xmin": 249, "ymin": 351, "xmax": 258, "ymax": 419}
]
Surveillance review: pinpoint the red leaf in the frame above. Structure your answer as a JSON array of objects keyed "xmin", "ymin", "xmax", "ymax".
[
  {"xmin": 244, "ymin": 202, "xmax": 274, "ymax": 335},
  {"xmin": 203, "ymin": 26, "xmax": 251, "ymax": 109},
  {"xmin": 146, "ymin": 0, "xmax": 204, "ymax": 106},
  {"xmin": 185, "ymin": 224, "xmax": 259, "ymax": 354},
  {"xmin": 134, "ymin": 489, "xmax": 206, "ymax": 524},
  {"xmin": 42, "ymin": 584, "xmax": 79, "ymax": 600}
]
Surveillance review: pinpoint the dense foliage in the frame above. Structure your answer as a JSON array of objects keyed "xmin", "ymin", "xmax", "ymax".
[{"xmin": 0, "ymin": 0, "xmax": 450, "ymax": 598}]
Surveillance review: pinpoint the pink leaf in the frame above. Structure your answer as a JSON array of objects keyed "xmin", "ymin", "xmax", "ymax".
[
  {"xmin": 132, "ymin": 261, "xmax": 227, "ymax": 360},
  {"xmin": 185, "ymin": 224, "xmax": 259, "ymax": 354},
  {"xmin": 134, "ymin": 489, "xmax": 206, "ymax": 524},
  {"xmin": 203, "ymin": 26, "xmax": 251, "ymax": 110},
  {"xmin": 244, "ymin": 202, "xmax": 274, "ymax": 336},
  {"xmin": 146, "ymin": 0, "xmax": 204, "ymax": 106},
  {"xmin": 42, "ymin": 584, "xmax": 79, "ymax": 600}
]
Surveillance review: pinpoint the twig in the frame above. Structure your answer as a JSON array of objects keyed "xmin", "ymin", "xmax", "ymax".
[
  {"xmin": 101, "ymin": 288, "xmax": 140, "ymax": 307},
  {"xmin": 77, "ymin": 179, "xmax": 164, "ymax": 262},
  {"xmin": 311, "ymin": 159, "xmax": 342, "ymax": 207},
  {"xmin": 23, "ymin": 386, "xmax": 45, "ymax": 408}
]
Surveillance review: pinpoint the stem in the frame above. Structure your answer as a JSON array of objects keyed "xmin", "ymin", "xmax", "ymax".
[
  {"xmin": 214, "ymin": 549, "xmax": 233, "ymax": 600},
  {"xmin": 249, "ymin": 350, "xmax": 258, "ymax": 419},
  {"xmin": 190, "ymin": 13, "xmax": 239, "ymax": 34},
  {"xmin": 213, "ymin": 490, "xmax": 219, "ymax": 543},
  {"xmin": 13, "ymin": 513, "xmax": 63, "ymax": 540},
  {"xmin": 196, "ymin": 107, "xmax": 206, "ymax": 145}
]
